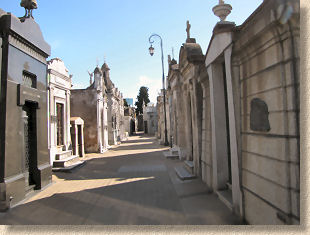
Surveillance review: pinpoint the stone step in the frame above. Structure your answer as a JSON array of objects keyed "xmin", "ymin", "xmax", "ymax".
[
  {"xmin": 226, "ymin": 182, "xmax": 232, "ymax": 190},
  {"xmin": 53, "ymin": 155, "xmax": 80, "ymax": 168},
  {"xmin": 55, "ymin": 150, "xmax": 72, "ymax": 160},
  {"xmin": 184, "ymin": 160, "xmax": 194, "ymax": 174},
  {"xmin": 174, "ymin": 166, "xmax": 196, "ymax": 181},
  {"xmin": 170, "ymin": 146, "xmax": 180, "ymax": 155},
  {"xmin": 52, "ymin": 160, "xmax": 86, "ymax": 173},
  {"xmin": 216, "ymin": 189, "xmax": 233, "ymax": 211},
  {"xmin": 25, "ymin": 184, "xmax": 35, "ymax": 197},
  {"xmin": 163, "ymin": 151, "xmax": 179, "ymax": 159}
]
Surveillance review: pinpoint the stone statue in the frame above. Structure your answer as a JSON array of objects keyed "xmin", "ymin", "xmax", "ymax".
[
  {"xmin": 186, "ymin": 20, "xmax": 191, "ymax": 39},
  {"xmin": 88, "ymin": 71, "xmax": 94, "ymax": 85},
  {"xmin": 168, "ymin": 55, "xmax": 172, "ymax": 64},
  {"xmin": 20, "ymin": 0, "xmax": 38, "ymax": 19}
]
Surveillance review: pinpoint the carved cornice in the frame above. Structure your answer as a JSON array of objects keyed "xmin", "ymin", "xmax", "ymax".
[
  {"xmin": 48, "ymin": 69, "xmax": 71, "ymax": 82},
  {"xmin": 9, "ymin": 31, "xmax": 48, "ymax": 64}
]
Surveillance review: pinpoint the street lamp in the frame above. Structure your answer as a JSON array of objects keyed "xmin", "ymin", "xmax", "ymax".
[{"xmin": 148, "ymin": 33, "xmax": 169, "ymax": 146}]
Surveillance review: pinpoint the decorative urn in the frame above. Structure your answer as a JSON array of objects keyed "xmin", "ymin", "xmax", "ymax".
[{"xmin": 212, "ymin": 0, "xmax": 232, "ymax": 21}]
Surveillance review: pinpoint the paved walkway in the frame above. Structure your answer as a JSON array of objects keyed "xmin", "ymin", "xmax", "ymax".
[{"xmin": 0, "ymin": 135, "xmax": 242, "ymax": 225}]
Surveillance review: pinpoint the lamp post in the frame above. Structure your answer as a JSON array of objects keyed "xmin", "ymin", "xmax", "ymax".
[{"xmin": 148, "ymin": 34, "xmax": 169, "ymax": 146}]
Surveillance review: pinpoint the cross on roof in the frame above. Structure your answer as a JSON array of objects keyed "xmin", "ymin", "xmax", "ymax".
[{"xmin": 186, "ymin": 20, "xmax": 191, "ymax": 39}]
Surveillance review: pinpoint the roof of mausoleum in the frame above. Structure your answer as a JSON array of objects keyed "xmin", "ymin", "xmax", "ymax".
[
  {"xmin": 179, "ymin": 41, "xmax": 204, "ymax": 67},
  {"xmin": 94, "ymin": 66, "xmax": 102, "ymax": 75},
  {"xmin": 101, "ymin": 62, "xmax": 110, "ymax": 71},
  {"xmin": 47, "ymin": 57, "xmax": 70, "ymax": 79}
]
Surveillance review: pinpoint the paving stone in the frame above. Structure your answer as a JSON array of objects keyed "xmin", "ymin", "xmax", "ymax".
[{"xmin": 0, "ymin": 135, "xmax": 242, "ymax": 225}]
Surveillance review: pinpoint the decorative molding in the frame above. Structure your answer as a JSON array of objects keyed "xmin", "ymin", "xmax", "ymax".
[
  {"xmin": 8, "ymin": 32, "xmax": 47, "ymax": 64},
  {"xmin": 48, "ymin": 69, "xmax": 71, "ymax": 82}
]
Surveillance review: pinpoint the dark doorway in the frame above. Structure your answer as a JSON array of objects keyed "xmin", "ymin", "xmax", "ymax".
[
  {"xmin": 77, "ymin": 125, "xmax": 83, "ymax": 157},
  {"xmin": 196, "ymin": 82, "xmax": 204, "ymax": 176},
  {"xmin": 188, "ymin": 92, "xmax": 193, "ymax": 161},
  {"xmin": 23, "ymin": 101, "xmax": 38, "ymax": 189},
  {"xmin": 56, "ymin": 103, "xmax": 64, "ymax": 146},
  {"xmin": 71, "ymin": 129, "xmax": 76, "ymax": 155},
  {"xmin": 130, "ymin": 119, "xmax": 135, "ymax": 135},
  {"xmin": 222, "ymin": 62, "xmax": 232, "ymax": 185},
  {"xmin": 144, "ymin": 121, "xmax": 148, "ymax": 134}
]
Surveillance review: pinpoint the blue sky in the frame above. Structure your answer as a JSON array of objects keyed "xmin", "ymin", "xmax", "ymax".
[{"xmin": 1, "ymin": 0, "xmax": 263, "ymax": 103}]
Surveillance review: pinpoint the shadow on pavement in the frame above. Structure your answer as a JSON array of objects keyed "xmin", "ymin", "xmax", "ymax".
[{"xmin": 1, "ymin": 135, "xmax": 243, "ymax": 225}]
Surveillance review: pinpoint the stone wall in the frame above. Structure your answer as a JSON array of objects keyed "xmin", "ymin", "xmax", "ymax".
[
  {"xmin": 233, "ymin": 0, "xmax": 300, "ymax": 225},
  {"xmin": 71, "ymin": 89, "xmax": 98, "ymax": 153},
  {"xmin": 160, "ymin": 0, "xmax": 300, "ymax": 225}
]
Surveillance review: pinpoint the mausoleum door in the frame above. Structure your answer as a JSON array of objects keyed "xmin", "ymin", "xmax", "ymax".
[
  {"xmin": 144, "ymin": 121, "xmax": 148, "ymax": 134},
  {"xmin": 77, "ymin": 125, "xmax": 82, "ymax": 157},
  {"xmin": 222, "ymin": 62, "xmax": 232, "ymax": 184},
  {"xmin": 56, "ymin": 103, "xmax": 64, "ymax": 147},
  {"xmin": 187, "ymin": 91, "xmax": 194, "ymax": 161},
  {"xmin": 70, "ymin": 127, "xmax": 76, "ymax": 155},
  {"xmin": 22, "ymin": 102, "xmax": 37, "ymax": 188}
]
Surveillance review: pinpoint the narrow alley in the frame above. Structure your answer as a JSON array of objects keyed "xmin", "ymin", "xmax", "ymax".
[{"xmin": 0, "ymin": 135, "xmax": 241, "ymax": 225}]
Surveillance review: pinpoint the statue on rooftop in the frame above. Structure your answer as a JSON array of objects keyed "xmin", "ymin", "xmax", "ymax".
[{"xmin": 20, "ymin": 0, "xmax": 38, "ymax": 19}]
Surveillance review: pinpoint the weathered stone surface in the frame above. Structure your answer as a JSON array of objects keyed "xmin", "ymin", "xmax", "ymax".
[{"xmin": 160, "ymin": 0, "xmax": 300, "ymax": 225}]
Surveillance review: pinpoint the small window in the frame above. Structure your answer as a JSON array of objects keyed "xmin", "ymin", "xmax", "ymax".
[{"xmin": 22, "ymin": 70, "xmax": 37, "ymax": 88}]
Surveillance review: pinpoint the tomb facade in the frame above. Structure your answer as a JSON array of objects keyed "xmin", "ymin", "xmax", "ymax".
[{"xmin": 0, "ymin": 8, "xmax": 52, "ymax": 210}]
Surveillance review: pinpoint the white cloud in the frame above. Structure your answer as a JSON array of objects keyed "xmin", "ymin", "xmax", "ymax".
[{"xmin": 50, "ymin": 40, "xmax": 61, "ymax": 50}]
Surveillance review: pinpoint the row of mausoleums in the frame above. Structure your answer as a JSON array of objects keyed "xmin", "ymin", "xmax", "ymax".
[
  {"xmin": 157, "ymin": 0, "xmax": 300, "ymax": 225},
  {"xmin": 0, "ymin": 8, "xmax": 128, "ymax": 210}
]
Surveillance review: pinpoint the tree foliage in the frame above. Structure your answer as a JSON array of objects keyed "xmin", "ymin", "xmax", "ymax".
[
  {"xmin": 123, "ymin": 99, "xmax": 129, "ymax": 107},
  {"xmin": 135, "ymin": 86, "xmax": 150, "ymax": 115}
]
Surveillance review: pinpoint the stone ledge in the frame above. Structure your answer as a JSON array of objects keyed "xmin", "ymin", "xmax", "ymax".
[
  {"xmin": 216, "ymin": 189, "xmax": 233, "ymax": 211},
  {"xmin": 175, "ymin": 166, "xmax": 196, "ymax": 181}
]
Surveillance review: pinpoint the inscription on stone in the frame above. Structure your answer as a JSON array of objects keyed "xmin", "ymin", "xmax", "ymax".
[{"xmin": 250, "ymin": 98, "xmax": 271, "ymax": 132}]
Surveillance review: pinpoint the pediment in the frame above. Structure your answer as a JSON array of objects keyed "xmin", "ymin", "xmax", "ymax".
[{"xmin": 205, "ymin": 32, "xmax": 233, "ymax": 66}]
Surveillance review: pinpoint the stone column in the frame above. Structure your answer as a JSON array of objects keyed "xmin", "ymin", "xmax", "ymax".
[
  {"xmin": 224, "ymin": 45, "xmax": 242, "ymax": 215},
  {"xmin": 176, "ymin": 82, "xmax": 187, "ymax": 159},
  {"xmin": 74, "ymin": 124, "xmax": 79, "ymax": 156},
  {"xmin": 199, "ymin": 74, "xmax": 212, "ymax": 187},
  {"xmin": 207, "ymin": 63, "xmax": 229, "ymax": 190},
  {"xmin": 190, "ymin": 78, "xmax": 200, "ymax": 173},
  {"xmin": 66, "ymin": 90, "xmax": 71, "ymax": 149},
  {"xmin": 191, "ymin": 75, "xmax": 204, "ymax": 176}
]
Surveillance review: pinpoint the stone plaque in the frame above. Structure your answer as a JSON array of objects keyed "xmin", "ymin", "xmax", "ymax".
[{"xmin": 250, "ymin": 98, "xmax": 271, "ymax": 132}]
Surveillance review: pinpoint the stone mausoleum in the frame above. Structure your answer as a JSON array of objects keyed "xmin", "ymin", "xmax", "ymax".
[
  {"xmin": 47, "ymin": 58, "xmax": 84, "ymax": 171},
  {"xmin": 161, "ymin": 0, "xmax": 300, "ymax": 225},
  {"xmin": 71, "ymin": 62, "xmax": 126, "ymax": 153},
  {"xmin": 0, "ymin": 8, "xmax": 52, "ymax": 210},
  {"xmin": 143, "ymin": 102, "xmax": 158, "ymax": 135}
]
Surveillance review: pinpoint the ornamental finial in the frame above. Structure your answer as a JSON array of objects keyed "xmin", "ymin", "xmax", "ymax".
[
  {"xmin": 20, "ymin": 0, "xmax": 38, "ymax": 19},
  {"xmin": 213, "ymin": 0, "xmax": 232, "ymax": 22}
]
